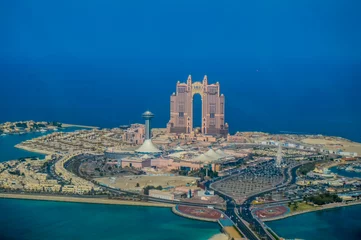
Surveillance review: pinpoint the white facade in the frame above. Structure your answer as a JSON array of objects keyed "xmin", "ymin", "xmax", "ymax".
[
  {"xmin": 339, "ymin": 152, "xmax": 358, "ymax": 157},
  {"xmin": 149, "ymin": 189, "xmax": 174, "ymax": 200}
]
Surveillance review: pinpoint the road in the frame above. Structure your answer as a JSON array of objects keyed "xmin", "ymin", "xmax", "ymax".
[
  {"xmin": 239, "ymin": 164, "xmax": 303, "ymax": 239},
  {"xmin": 214, "ymin": 188, "xmax": 261, "ymax": 240}
]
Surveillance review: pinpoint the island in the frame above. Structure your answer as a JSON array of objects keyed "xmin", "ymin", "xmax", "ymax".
[{"xmin": 0, "ymin": 121, "xmax": 98, "ymax": 136}]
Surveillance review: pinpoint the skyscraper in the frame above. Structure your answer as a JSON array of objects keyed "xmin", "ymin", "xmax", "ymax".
[{"xmin": 167, "ymin": 75, "xmax": 228, "ymax": 135}]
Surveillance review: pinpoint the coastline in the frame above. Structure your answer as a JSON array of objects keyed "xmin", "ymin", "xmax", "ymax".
[
  {"xmin": 62, "ymin": 123, "xmax": 99, "ymax": 129},
  {"xmin": 0, "ymin": 193, "xmax": 174, "ymax": 208},
  {"xmin": 263, "ymin": 200, "xmax": 361, "ymax": 222},
  {"xmin": 14, "ymin": 144, "xmax": 54, "ymax": 155}
]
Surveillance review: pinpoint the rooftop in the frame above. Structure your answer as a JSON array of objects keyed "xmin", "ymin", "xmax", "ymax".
[
  {"xmin": 142, "ymin": 111, "xmax": 155, "ymax": 119},
  {"xmin": 135, "ymin": 139, "xmax": 162, "ymax": 153}
]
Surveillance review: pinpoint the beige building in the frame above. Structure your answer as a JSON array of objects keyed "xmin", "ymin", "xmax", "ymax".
[
  {"xmin": 62, "ymin": 185, "xmax": 93, "ymax": 194},
  {"xmin": 122, "ymin": 124, "xmax": 145, "ymax": 145},
  {"xmin": 149, "ymin": 189, "xmax": 175, "ymax": 200},
  {"xmin": 121, "ymin": 157, "xmax": 152, "ymax": 169},
  {"xmin": 227, "ymin": 133, "xmax": 248, "ymax": 143},
  {"xmin": 149, "ymin": 189, "xmax": 184, "ymax": 200}
]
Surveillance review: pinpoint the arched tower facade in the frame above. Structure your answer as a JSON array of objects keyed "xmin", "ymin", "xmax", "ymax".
[{"xmin": 167, "ymin": 75, "xmax": 228, "ymax": 135}]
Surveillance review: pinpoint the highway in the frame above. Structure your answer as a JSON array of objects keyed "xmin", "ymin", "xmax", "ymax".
[{"xmin": 214, "ymin": 188, "xmax": 261, "ymax": 240}]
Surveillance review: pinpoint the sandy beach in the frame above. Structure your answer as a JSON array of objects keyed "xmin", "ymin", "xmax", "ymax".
[
  {"xmin": 62, "ymin": 123, "xmax": 99, "ymax": 129},
  {"xmin": 208, "ymin": 233, "xmax": 228, "ymax": 240},
  {"xmin": 0, "ymin": 193, "xmax": 174, "ymax": 208},
  {"xmin": 14, "ymin": 144, "xmax": 54, "ymax": 155}
]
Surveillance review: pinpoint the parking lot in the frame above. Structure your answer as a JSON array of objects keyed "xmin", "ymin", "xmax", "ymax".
[{"xmin": 212, "ymin": 161, "xmax": 284, "ymax": 203}]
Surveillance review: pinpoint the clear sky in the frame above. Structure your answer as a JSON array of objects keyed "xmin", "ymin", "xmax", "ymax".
[{"xmin": 1, "ymin": 0, "xmax": 360, "ymax": 140}]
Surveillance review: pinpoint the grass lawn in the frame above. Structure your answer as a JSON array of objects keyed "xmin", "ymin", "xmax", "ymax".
[{"xmin": 289, "ymin": 202, "xmax": 318, "ymax": 213}]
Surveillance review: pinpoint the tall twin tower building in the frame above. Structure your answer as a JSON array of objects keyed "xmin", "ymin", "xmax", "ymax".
[{"xmin": 167, "ymin": 75, "xmax": 228, "ymax": 136}]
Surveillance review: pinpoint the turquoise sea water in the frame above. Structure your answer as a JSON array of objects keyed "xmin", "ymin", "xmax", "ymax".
[
  {"xmin": 0, "ymin": 198, "xmax": 220, "ymax": 240},
  {"xmin": 329, "ymin": 166, "xmax": 361, "ymax": 179},
  {"xmin": 0, "ymin": 127, "xmax": 85, "ymax": 162},
  {"xmin": 267, "ymin": 204, "xmax": 361, "ymax": 240}
]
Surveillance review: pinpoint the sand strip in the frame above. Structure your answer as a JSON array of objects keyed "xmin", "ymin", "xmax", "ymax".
[
  {"xmin": 62, "ymin": 123, "xmax": 99, "ymax": 129},
  {"xmin": 0, "ymin": 193, "xmax": 174, "ymax": 208},
  {"xmin": 15, "ymin": 145, "xmax": 54, "ymax": 155}
]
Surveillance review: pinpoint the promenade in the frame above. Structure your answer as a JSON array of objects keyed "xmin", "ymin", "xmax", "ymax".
[{"xmin": 0, "ymin": 193, "xmax": 174, "ymax": 208}]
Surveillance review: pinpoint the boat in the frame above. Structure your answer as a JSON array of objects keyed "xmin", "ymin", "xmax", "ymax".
[
  {"xmin": 345, "ymin": 166, "xmax": 354, "ymax": 172},
  {"xmin": 40, "ymin": 129, "xmax": 47, "ymax": 133},
  {"xmin": 0, "ymin": 133, "xmax": 7, "ymax": 136}
]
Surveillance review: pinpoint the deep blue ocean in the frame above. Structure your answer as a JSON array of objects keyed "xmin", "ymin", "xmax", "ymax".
[
  {"xmin": 0, "ymin": 0, "xmax": 361, "ymax": 142},
  {"xmin": 1, "ymin": 62, "xmax": 360, "ymax": 142}
]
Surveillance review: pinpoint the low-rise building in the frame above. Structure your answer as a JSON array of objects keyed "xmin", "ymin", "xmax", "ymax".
[
  {"xmin": 227, "ymin": 133, "xmax": 247, "ymax": 143},
  {"xmin": 149, "ymin": 189, "xmax": 175, "ymax": 200},
  {"xmin": 62, "ymin": 185, "xmax": 76, "ymax": 193},
  {"xmin": 121, "ymin": 157, "xmax": 151, "ymax": 169},
  {"xmin": 122, "ymin": 124, "xmax": 145, "ymax": 145}
]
